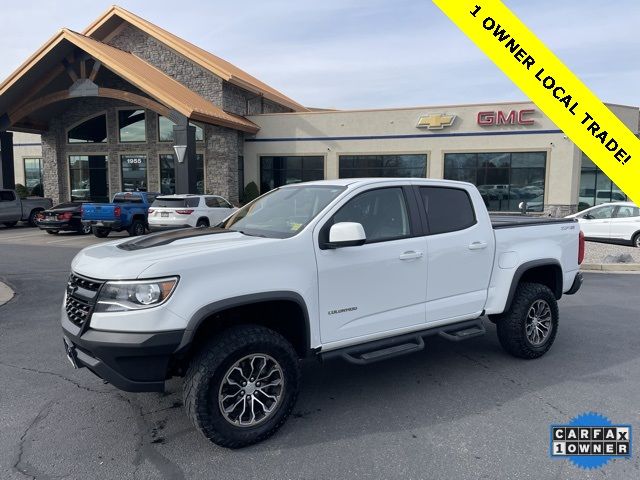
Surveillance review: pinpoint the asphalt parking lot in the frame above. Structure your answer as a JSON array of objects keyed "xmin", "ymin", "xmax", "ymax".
[{"xmin": 1, "ymin": 225, "xmax": 639, "ymax": 479}]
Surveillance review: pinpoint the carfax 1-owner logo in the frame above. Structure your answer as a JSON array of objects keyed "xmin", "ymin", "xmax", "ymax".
[{"xmin": 550, "ymin": 412, "xmax": 632, "ymax": 470}]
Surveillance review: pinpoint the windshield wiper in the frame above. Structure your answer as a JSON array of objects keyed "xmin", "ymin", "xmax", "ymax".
[{"xmin": 234, "ymin": 229, "xmax": 268, "ymax": 238}]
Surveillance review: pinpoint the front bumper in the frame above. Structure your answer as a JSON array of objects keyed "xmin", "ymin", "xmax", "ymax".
[
  {"xmin": 61, "ymin": 313, "xmax": 184, "ymax": 392},
  {"xmin": 565, "ymin": 271, "xmax": 583, "ymax": 295}
]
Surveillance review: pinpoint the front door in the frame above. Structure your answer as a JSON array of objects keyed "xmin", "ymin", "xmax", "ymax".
[
  {"xmin": 0, "ymin": 190, "xmax": 21, "ymax": 221},
  {"xmin": 315, "ymin": 187, "xmax": 427, "ymax": 344},
  {"xmin": 580, "ymin": 205, "xmax": 616, "ymax": 239}
]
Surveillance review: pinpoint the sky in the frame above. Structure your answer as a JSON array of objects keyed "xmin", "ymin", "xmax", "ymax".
[{"xmin": 0, "ymin": 0, "xmax": 638, "ymax": 110}]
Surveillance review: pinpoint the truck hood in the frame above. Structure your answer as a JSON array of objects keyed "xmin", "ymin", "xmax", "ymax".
[{"xmin": 71, "ymin": 228, "xmax": 270, "ymax": 280}]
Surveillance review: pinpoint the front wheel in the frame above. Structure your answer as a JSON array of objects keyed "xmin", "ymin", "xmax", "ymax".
[
  {"xmin": 93, "ymin": 227, "xmax": 110, "ymax": 238},
  {"xmin": 633, "ymin": 232, "xmax": 640, "ymax": 248},
  {"xmin": 495, "ymin": 282, "xmax": 559, "ymax": 359},
  {"xmin": 79, "ymin": 224, "xmax": 92, "ymax": 235},
  {"xmin": 183, "ymin": 325, "xmax": 300, "ymax": 448}
]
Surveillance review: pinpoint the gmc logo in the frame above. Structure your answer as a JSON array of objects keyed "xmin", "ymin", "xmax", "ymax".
[{"xmin": 477, "ymin": 109, "xmax": 534, "ymax": 126}]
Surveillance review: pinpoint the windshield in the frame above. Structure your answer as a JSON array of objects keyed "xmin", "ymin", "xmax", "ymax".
[{"xmin": 220, "ymin": 185, "xmax": 345, "ymax": 238}]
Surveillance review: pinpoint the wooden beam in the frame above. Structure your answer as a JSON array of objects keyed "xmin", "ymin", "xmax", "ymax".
[{"xmin": 88, "ymin": 60, "xmax": 102, "ymax": 82}]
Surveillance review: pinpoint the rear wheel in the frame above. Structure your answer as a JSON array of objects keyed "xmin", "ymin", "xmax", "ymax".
[
  {"xmin": 196, "ymin": 218, "xmax": 209, "ymax": 228},
  {"xmin": 93, "ymin": 227, "xmax": 110, "ymax": 238},
  {"xmin": 3, "ymin": 221, "xmax": 17, "ymax": 228},
  {"xmin": 495, "ymin": 282, "xmax": 559, "ymax": 359},
  {"xmin": 28, "ymin": 209, "xmax": 42, "ymax": 227},
  {"xmin": 184, "ymin": 325, "xmax": 300, "ymax": 448},
  {"xmin": 46, "ymin": 230, "xmax": 59, "ymax": 235},
  {"xmin": 128, "ymin": 219, "xmax": 145, "ymax": 236}
]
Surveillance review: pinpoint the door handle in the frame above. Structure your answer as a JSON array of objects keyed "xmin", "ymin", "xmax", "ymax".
[
  {"xmin": 399, "ymin": 250, "xmax": 423, "ymax": 261},
  {"xmin": 468, "ymin": 241, "xmax": 488, "ymax": 250}
]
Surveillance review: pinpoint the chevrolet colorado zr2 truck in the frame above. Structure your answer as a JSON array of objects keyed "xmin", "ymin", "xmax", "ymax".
[{"xmin": 61, "ymin": 179, "xmax": 584, "ymax": 448}]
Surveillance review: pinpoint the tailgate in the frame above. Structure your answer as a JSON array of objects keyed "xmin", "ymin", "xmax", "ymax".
[{"xmin": 81, "ymin": 203, "xmax": 117, "ymax": 221}]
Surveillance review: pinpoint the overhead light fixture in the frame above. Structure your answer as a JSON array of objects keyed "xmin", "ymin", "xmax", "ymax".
[{"xmin": 173, "ymin": 145, "xmax": 187, "ymax": 163}]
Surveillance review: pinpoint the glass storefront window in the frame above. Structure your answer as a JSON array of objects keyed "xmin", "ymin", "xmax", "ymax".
[
  {"xmin": 260, "ymin": 156, "xmax": 324, "ymax": 193},
  {"xmin": 579, "ymin": 154, "xmax": 628, "ymax": 210},
  {"xmin": 121, "ymin": 155, "xmax": 147, "ymax": 191},
  {"xmin": 158, "ymin": 116, "xmax": 204, "ymax": 142},
  {"xmin": 339, "ymin": 154, "xmax": 427, "ymax": 179},
  {"xmin": 23, "ymin": 158, "xmax": 43, "ymax": 196},
  {"xmin": 159, "ymin": 153, "xmax": 204, "ymax": 194},
  {"xmin": 69, "ymin": 155, "xmax": 109, "ymax": 202},
  {"xmin": 68, "ymin": 114, "xmax": 107, "ymax": 143},
  {"xmin": 444, "ymin": 151, "xmax": 547, "ymax": 212},
  {"xmin": 118, "ymin": 109, "xmax": 146, "ymax": 142}
]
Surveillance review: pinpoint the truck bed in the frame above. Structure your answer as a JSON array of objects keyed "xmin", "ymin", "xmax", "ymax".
[{"xmin": 490, "ymin": 214, "xmax": 576, "ymax": 229}]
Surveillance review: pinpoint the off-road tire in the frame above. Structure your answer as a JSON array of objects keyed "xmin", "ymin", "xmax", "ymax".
[
  {"xmin": 128, "ymin": 220, "xmax": 145, "ymax": 236},
  {"xmin": 93, "ymin": 227, "xmax": 110, "ymax": 238},
  {"xmin": 183, "ymin": 325, "xmax": 300, "ymax": 449},
  {"xmin": 495, "ymin": 282, "xmax": 559, "ymax": 359}
]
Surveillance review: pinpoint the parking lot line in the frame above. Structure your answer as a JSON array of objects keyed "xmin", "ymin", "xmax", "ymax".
[
  {"xmin": 0, "ymin": 232, "xmax": 48, "ymax": 241},
  {"xmin": 45, "ymin": 236, "xmax": 95, "ymax": 245}
]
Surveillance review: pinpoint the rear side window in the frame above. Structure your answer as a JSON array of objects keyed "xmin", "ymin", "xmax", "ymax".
[
  {"xmin": 0, "ymin": 191, "xmax": 16, "ymax": 201},
  {"xmin": 615, "ymin": 206, "xmax": 640, "ymax": 218},
  {"xmin": 419, "ymin": 187, "xmax": 476, "ymax": 235},
  {"xmin": 205, "ymin": 197, "xmax": 222, "ymax": 208}
]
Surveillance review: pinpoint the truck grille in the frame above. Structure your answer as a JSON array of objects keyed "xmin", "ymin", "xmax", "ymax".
[{"xmin": 65, "ymin": 273, "xmax": 104, "ymax": 328}]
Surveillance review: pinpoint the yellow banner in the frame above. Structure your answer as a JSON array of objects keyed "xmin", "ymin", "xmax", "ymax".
[{"xmin": 432, "ymin": 0, "xmax": 640, "ymax": 206}]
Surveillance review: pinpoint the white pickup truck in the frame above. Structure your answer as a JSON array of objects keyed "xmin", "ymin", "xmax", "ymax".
[{"xmin": 61, "ymin": 179, "xmax": 584, "ymax": 448}]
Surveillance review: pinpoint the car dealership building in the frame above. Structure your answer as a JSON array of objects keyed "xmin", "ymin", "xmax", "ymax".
[{"xmin": 0, "ymin": 6, "xmax": 637, "ymax": 215}]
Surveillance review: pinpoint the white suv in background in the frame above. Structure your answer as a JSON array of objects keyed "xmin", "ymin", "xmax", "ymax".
[
  {"xmin": 148, "ymin": 194, "xmax": 237, "ymax": 230},
  {"xmin": 567, "ymin": 201, "xmax": 640, "ymax": 247}
]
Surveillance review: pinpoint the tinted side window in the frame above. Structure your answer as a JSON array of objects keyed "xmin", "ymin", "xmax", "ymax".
[
  {"xmin": 419, "ymin": 187, "xmax": 476, "ymax": 234},
  {"xmin": 0, "ymin": 191, "xmax": 16, "ymax": 201},
  {"xmin": 185, "ymin": 198, "xmax": 200, "ymax": 208},
  {"xmin": 590, "ymin": 206, "xmax": 615, "ymax": 219},
  {"xmin": 331, "ymin": 188, "xmax": 410, "ymax": 243},
  {"xmin": 205, "ymin": 197, "xmax": 221, "ymax": 208}
]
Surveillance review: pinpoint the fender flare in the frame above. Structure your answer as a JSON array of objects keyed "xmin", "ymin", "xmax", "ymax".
[
  {"xmin": 177, "ymin": 291, "xmax": 311, "ymax": 354},
  {"xmin": 504, "ymin": 259, "xmax": 563, "ymax": 312}
]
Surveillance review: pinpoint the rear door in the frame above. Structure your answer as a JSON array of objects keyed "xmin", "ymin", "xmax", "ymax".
[
  {"xmin": 204, "ymin": 196, "xmax": 235, "ymax": 225},
  {"xmin": 416, "ymin": 185, "xmax": 495, "ymax": 324},
  {"xmin": 610, "ymin": 205, "xmax": 640, "ymax": 241},
  {"xmin": 315, "ymin": 186, "xmax": 427, "ymax": 344}
]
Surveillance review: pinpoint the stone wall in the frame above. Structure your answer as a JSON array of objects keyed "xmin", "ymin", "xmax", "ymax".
[{"xmin": 543, "ymin": 204, "xmax": 578, "ymax": 218}]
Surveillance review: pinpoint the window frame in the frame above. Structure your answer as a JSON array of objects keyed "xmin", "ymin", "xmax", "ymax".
[
  {"xmin": 117, "ymin": 108, "xmax": 147, "ymax": 144},
  {"xmin": 23, "ymin": 157, "xmax": 43, "ymax": 195},
  {"xmin": 65, "ymin": 112, "xmax": 108, "ymax": 145},
  {"xmin": 338, "ymin": 153, "xmax": 428, "ymax": 179},
  {"xmin": 414, "ymin": 185, "xmax": 478, "ymax": 236},
  {"xmin": 158, "ymin": 151, "xmax": 206, "ymax": 195},
  {"xmin": 67, "ymin": 154, "xmax": 110, "ymax": 203},
  {"xmin": 318, "ymin": 185, "xmax": 422, "ymax": 249},
  {"xmin": 259, "ymin": 155, "xmax": 326, "ymax": 194},
  {"xmin": 120, "ymin": 153, "xmax": 149, "ymax": 192},
  {"xmin": 157, "ymin": 115, "xmax": 205, "ymax": 143}
]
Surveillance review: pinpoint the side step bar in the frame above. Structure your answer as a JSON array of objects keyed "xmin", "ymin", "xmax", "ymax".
[{"xmin": 321, "ymin": 318, "xmax": 486, "ymax": 365}]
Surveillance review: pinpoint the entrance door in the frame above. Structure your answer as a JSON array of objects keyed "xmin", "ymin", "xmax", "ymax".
[{"xmin": 315, "ymin": 187, "xmax": 427, "ymax": 344}]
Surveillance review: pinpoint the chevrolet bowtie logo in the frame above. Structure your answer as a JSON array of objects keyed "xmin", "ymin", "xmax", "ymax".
[{"xmin": 417, "ymin": 113, "xmax": 456, "ymax": 129}]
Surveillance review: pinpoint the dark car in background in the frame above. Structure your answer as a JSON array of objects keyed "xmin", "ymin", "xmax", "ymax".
[{"xmin": 36, "ymin": 202, "xmax": 92, "ymax": 235}]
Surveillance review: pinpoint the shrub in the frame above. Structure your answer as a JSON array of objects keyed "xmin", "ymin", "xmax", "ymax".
[
  {"xmin": 241, "ymin": 181, "xmax": 259, "ymax": 205},
  {"xmin": 30, "ymin": 183, "xmax": 44, "ymax": 197},
  {"xmin": 14, "ymin": 184, "xmax": 29, "ymax": 199}
]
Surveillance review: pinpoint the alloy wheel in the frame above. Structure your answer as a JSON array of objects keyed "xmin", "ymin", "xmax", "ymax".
[
  {"xmin": 525, "ymin": 299, "xmax": 552, "ymax": 346},
  {"xmin": 218, "ymin": 354, "xmax": 285, "ymax": 427}
]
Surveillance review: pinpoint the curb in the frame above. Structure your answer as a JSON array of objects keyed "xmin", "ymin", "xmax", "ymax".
[
  {"xmin": 581, "ymin": 263, "xmax": 640, "ymax": 272},
  {"xmin": 0, "ymin": 281, "xmax": 14, "ymax": 306}
]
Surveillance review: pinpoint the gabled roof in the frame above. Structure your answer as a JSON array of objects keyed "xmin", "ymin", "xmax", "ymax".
[
  {"xmin": 84, "ymin": 5, "xmax": 308, "ymax": 112},
  {"xmin": 0, "ymin": 29, "xmax": 259, "ymax": 133}
]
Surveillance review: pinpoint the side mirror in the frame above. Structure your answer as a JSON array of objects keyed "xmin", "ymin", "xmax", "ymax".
[
  {"xmin": 583, "ymin": 214, "xmax": 594, "ymax": 220},
  {"xmin": 325, "ymin": 222, "xmax": 366, "ymax": 248}
]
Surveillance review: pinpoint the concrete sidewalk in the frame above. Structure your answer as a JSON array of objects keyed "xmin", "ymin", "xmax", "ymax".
[{"xmin": 0, "ymin": 281, "xmax": 14, "ymax": 306}]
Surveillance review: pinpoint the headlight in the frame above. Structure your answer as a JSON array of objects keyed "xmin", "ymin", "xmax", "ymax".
[{"xmin": 94, "ymin": 277, "xmax": 178, "ymax": 313}]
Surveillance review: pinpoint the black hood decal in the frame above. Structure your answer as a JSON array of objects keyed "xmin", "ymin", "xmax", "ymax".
[{"xmin": 117, "ymin": 227, "xmax": 231, "ymax": 251}]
